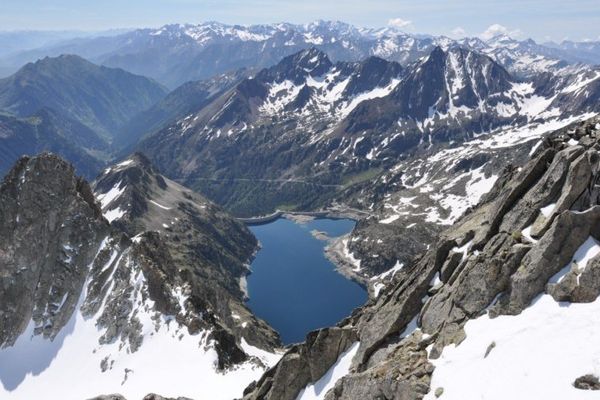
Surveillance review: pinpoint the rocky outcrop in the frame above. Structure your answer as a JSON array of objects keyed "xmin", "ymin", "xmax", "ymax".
[
  {"xmin": 573, "ymin": 374, "xmax": 600, "ymax": 390},
  {"xmin": 244, "ymin": 328, "xmax": 357, "ymax": 400},
  {"xmin": 0, "ymin": 153, "xmax": 108, "ymax": 346},
  {"xmin": 491, "ymin": 206, "xmax": 600, "ymax": 316},
  {"xmin": 93, "ymin": 153, "xmax": 281, "ymax": 360},
  {"xmin": 548, "ymin": 253, "xmax": 600, "ymax": 302},
  {"xmin": 243, "ymin": 116, "xmax": 600, "ymax": 399},
  {"xmin": 88, "ymin": 395, "xmax": 194, "ymax": 400},
  {"xmin": 0, "ymin": 152, "xmax": 282, "ymax": 400}
]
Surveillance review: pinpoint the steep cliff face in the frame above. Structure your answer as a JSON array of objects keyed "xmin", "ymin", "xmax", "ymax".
[
  {"xmin": 0, "ymin": 153, "xmax": 281, "ymax": 400},
  {"xmin": 0, "ymin": 153, "xmax": 108, "ymax": 347},
  {"xmin": 243, "ymin": 116, "xmax": 600, "ymax": 400}
]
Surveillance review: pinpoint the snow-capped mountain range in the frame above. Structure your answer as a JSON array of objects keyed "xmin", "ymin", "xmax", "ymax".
[
  {"xmin": 2, "ymin": 19, "xmax": 600, "ymax": 400},
  {"xmin": 1, "ymin": 20, "xmax": 599, "ymax": 88},
  {"xmin": 135, "ymin": 44, "xmax": 600, "ymax": 217}
]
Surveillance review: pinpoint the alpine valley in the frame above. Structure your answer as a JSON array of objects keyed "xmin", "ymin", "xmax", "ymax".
[{"xmin": 1, "ymin": 19, "xmax": 600, "ymax": 400}]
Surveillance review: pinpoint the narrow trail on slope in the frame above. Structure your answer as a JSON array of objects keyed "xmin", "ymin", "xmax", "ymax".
[{"xmin": 189, "ymin": 177, "xmax": 344, "ymax": 188}]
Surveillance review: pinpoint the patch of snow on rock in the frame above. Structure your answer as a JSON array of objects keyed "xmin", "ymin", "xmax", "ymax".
[
  {"xmin": 425, "ymin": 294, "xmax": 600, "ymax": 400},
  {"xmin": 296, "ymin": 342, "xmax": 360, "ymax": 400}
]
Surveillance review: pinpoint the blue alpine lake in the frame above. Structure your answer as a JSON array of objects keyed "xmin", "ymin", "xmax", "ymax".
[{"xmin": 246, "ymin": 217, "xmax": 367, "ymax": 345}]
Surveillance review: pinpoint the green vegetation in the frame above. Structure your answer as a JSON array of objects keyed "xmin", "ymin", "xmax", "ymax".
[{"xmin": 341, "ymin": 168, "xmax": 383, "ymax": 187}]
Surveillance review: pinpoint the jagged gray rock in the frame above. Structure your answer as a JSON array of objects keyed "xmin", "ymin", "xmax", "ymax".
[
  {"xmin": 0, "ymin": 152, "xmax": 282, "ymax": 399},
  {"xmin": 0, "ymin": 153, "xmax": 108, "ymax": 346},
  {"xmin": 491, "ymin": 206, "xmax": 600, "ymax": 316},
  {"xmin": 243, "ymin": 116, "xmax": 600, "ymax": 400},
  {"xmin": 243, "ymin": 327, "xmax": 357, "ymax": 400},
  {"xmin": 92, "ymin": 153, "xmax": 281, "ymax": 364},
  {"xmin": 573, "ymin": 374, "xmax": 600, "ymax": 390}
]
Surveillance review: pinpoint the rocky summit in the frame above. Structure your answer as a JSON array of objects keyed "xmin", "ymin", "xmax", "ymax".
[{"xmin": 0, "ymin": 153, "xmax": 107, "ymax": 346}]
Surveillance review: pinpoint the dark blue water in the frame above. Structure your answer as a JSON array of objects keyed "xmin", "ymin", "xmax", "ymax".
[{"xmin": 247, "ymin": 218, "xmax": 367, "ymax": 344}]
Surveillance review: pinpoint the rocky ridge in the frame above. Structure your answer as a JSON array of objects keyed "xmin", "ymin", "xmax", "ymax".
[
  {"xmin": 4, "ymin": 21, "xmax": 599, "ymax": 88},
  {"xmin": 0, "ymin": 153, "xmax": 282, "ymax": 399},
  {"xmin": 92, "ymin": 153, "xmax": 280, "ymax": 356},
  {"xmin": 0, "ymin": 153, "xmax": 107, "ymax": 346},
  {"xmin": 137, "ymin": 45, "xmax": 600, "ymax": 218},
  {"xmin": 242, "ymin": 116, "xmax": 600, "ymax": 399}
]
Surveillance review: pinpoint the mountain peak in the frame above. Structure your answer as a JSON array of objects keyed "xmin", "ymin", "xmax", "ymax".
[
  {"xmin": 0, "ymin": 152, "xmax": 107, "ymax": 346},
  {"xmin": 293, "ymin": 47, "xmax": 332, "ymax": 70},
  {"xmin": 255, "ymin": 47, "xmax": 333, "ymax": 85},
  {"xmin": 428, "ymin": 45, "xmax": 447, "ymax": 60},
  {"xmin": 28, "ymin": 53, "xmax": 91, "ymax": 69}
]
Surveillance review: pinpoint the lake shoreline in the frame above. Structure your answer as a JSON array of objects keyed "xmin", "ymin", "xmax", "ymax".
[
  {"xmin": 244, "ymin": 217, "xmax": 367, "ymax": 344},
  {"xmin": 324, "ymin": 235, "xmax": 370, "ymax": 290},
  {"xmin": 242, "ymin": 211, "xmax": 371, "ymax": 293}
]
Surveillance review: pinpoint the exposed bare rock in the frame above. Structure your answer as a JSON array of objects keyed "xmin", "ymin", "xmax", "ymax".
[
  {"xmin": 548, "ymin": 253, "xmax": 600, "ymax": 303},
  {"xmin": 573, "ymin": 374, "xmax": 600, "ymax": 390},
  {"xmin": 0, "ymin": 153, "xmax": 108, "ymax": 346},
  {"xmin": 88, "ymin": 395, "xmax": 127, "ymax": 400},
  {"xmin": 243, "ymin": 116, "xmax": 600, "ymax": 400},
  {"xmin": 491, "ymin": 207, "xmax": 600, "ymax": 316},
  {"xmin": 243, "ymin": 327, "xmax": 357, "ymax": 400},
  {"xmin": 324, "ymin": 332, "xmax": 433, "ymax": 400}
]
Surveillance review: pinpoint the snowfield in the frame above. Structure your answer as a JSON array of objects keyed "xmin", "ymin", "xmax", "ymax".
[
  {"xmin": 426, "ymin": 294, "xmax": 600, "ymax": 400},
  {"xmin": 0, "ymin": 242, "xmax": 281, "ymax": 400}
]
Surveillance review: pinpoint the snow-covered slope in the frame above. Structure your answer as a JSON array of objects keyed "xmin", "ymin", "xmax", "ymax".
[
  {"xmin": 425, "ymin": 294, "xmax": 600, "ymax": 400},
  {"xmin": 0, "ymin": 236, "xmax": 280, "ymax": 400},
  {"xmin": 0, "ymin": 153, "xmax": 282, "ymax": 400}
]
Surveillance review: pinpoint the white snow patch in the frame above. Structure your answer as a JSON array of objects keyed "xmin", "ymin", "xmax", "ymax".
[
  {"xmin": 342, "ymin": 239, "xmax": 362, "ymax": 272},
  {"xmin": 549, "ymin": 236, "xmax": 600, "ymax": 284},
  {"xmin": 96, "ymin": 181, "xmax": 125, "ymax": 210},
  {"xmin": 529, "ymin": 140, "xmax": 543, "ymax": 156},
  {"xmin": 426, "ymin": 294, "xmax": 600, "ymax": 400},
  {"xmin": 339, "ymin": 79, "xmax": 400, "ymax": 118},
  {"xmin": 103, "ymin": 207, "xmax": 125, "ymax": 223},
  {"xmin": 116, "ymin": 159, "xmax": 134, "ymax": 168},
  {"xmin": 540, "ymin": 203, "xmax": 556, "ymax": 218},
  {"xmin": 373, "ymin": 282, "xmax": 386, "ymax": 298},
  {"xmin": 371, "ymin": 261, "xmax": 404, "ymax": 282},
  {"xmin": 521, "ymin": 225, "xmax": 538, "ymax": 243},
  {"xmin": 149, "ymin": 200, "xmax": 172, "ymax": 210},
  {"xmin": 296, "ymin": 342, "xmax": 359, "ymax": 400},
  {"xmin": 379, "ymin": 214, "xmax": 400, "ymax": 224}
]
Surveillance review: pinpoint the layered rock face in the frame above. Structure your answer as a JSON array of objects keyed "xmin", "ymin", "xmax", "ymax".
[
  {"xmin": 0, "ymin": 153, "xmax": 108, "ymax": 346},
  {"xmin": 243, "ymin": 116, "xmax": 600, "ymax": 399}
]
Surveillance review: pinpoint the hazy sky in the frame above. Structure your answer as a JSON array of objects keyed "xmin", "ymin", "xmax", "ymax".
[{"xmin": 1, "ymin": 0, "xmax": 599, "ymax": 42}]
